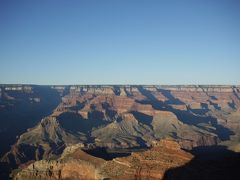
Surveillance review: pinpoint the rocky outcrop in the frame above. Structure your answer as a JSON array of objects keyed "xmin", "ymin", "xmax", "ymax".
[
  {"xmin": 13, "ymin": 139, "xmax": 193, "ymax": 180},
  {"xmin": 13, "ymin": 144, "xmax": 106, "ymax": 180},
  {"xmin": 101, "ymin": 138, "xmax": 194, "ymax": 179},
  {"xmin": 1, "ymin": 117, "xmax": 82, "ymax": 168}
]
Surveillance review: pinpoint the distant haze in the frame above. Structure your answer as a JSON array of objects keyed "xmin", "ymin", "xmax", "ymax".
[{"xmin": 0, "ymin": 0, "xmax": 240, "ymax": 85}]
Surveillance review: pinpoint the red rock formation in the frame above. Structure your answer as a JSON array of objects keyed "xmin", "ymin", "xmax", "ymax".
[
  {"xmin": 1, "ymin": 85, "xmax": 239, "ymax": 179},
  {"xmin": 13, "ymin": 139, "xmax": 193, "ymax": 180}
]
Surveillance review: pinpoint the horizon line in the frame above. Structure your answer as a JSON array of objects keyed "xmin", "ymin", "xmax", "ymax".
[{"xmin": 0, "ymin": 83, "xmax": 239, "ymax": 86}]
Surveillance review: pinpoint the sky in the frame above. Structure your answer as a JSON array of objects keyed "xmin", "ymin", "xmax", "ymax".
[{"xmin": 0, "ymin": 0, "xmax": 240, "ymax": 85}]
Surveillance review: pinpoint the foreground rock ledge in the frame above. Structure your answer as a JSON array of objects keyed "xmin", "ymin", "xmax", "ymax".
[{"xmin": 13, "ymin": 139, "xmax": 193, "ymax": 180}]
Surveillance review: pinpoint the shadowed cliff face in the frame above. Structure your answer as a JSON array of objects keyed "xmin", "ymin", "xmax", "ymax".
[
  {"xmin": 163, "ymin": 146, "xmax": 240, "ymax": 180},
  {"xmin": 0, "ymin": 85, "xmax": 240, "ymax": 179},
  {"xmin": 0, "ymin": 86, "xmax": 61, "ymax": 156}
]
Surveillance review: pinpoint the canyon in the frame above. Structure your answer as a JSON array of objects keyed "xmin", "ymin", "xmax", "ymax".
[{"xmin": 0, "ymin": 85, "xmax": 240, "ymax": 179}]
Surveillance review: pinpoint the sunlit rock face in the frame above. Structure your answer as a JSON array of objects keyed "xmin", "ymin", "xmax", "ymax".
[
  {"xmin": 1, "ymin": 85, "xmax": 240, "ymax": 179},
  {"xmin": 13, "ymin": 139, "xmax": 193, "ymax": 180},
  {"xmin": 99, "ymin": 139, "xmax": 194, "ymax": 180}
]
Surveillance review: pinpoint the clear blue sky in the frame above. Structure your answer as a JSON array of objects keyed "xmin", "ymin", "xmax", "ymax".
[{"xmin": 0, "ymin": 0, "xmax": 239, "ymax": 85}]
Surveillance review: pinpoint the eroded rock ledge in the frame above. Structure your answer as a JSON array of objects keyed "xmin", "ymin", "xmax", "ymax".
[{"xmin": 13, "ymin": 139, "xmax": 193, "ymax": 180}]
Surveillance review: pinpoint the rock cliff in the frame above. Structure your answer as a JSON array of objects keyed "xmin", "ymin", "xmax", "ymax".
[{"xmin": 0, "ymin": 85, "xmax": 240, "ymax": 179}]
